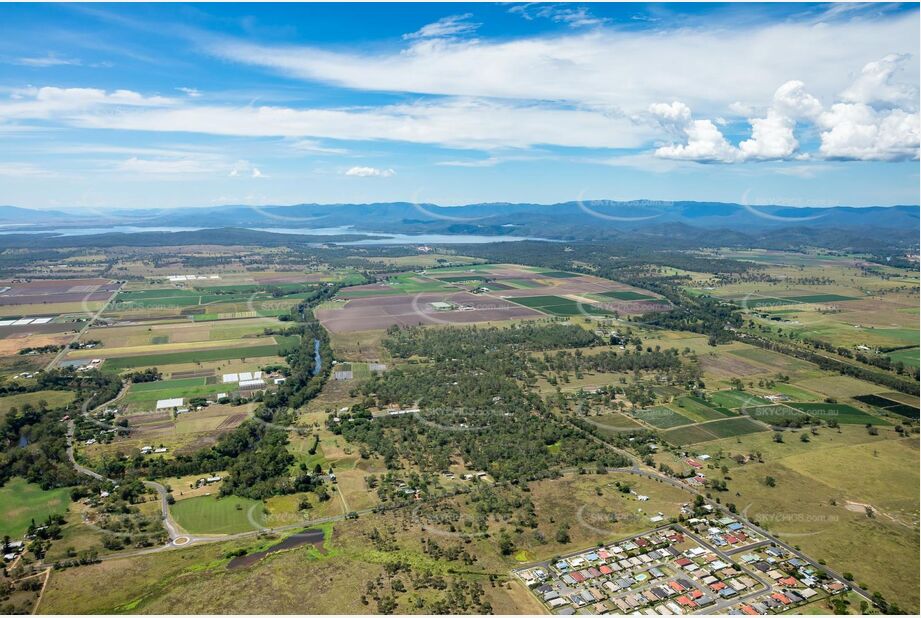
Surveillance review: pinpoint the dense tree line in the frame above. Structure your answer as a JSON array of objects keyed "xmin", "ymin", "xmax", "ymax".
[
  {"xmin": 740, "ymin": 333, "xmax": 919, "ymax": 395},
  {"xmin": 383, "ymin": 322, "xmax": 599, "ymax": 360}
]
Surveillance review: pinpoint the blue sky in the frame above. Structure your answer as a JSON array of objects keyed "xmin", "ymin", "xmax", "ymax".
[{"xmin": 0, "ymin": 2, "xmax": 918, "ymax": 210}]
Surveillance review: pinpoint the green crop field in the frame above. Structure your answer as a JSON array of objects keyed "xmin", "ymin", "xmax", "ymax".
[
  {"xmin": 744, "ymin": 404, "xmax": 810, "ymax": 424},
  {"xmin": 537, "ymin": 270, "xmax": 580, "ymax": 278},
  {"xmin": 509, "ymin": 295, "xmax": 613, "ymax": 317},
  {"xmin": 102, "ymin": 344, "xmax": 284, "ymax": 371},
  {"xmin": 708, "ymin": 390, "xmax": 773, "ymax": 409},
  {"xmin": 661, "ymin": 416, "xmax": 767, "ymax": 445},
  {"xmin": 170, "ymin": 494, "xmax": 262, "ymax": 535},
  {"xmin": 435, "ymin": 275, "xmax": 487, "ymax": 283},
  {"xmin": 0, "ymin": 477, "xmax": 71, "ymax": 538},
  {"xmin": 887, "ymin": 347, "xmax": 920, "ymax": 368},
  {"xmin": 633, "ymin": 406, "xmax": 693, "ymax": 429},
  {"xmin": 789, "ymin": 402, "xmax": 891, "ymax": 425},
  {"xmin": 672, "ymin": 395, "xmax": 734, "ymax": 421},
  {"xmin": 598, "ymin": 290, "xmax": 655, "ymax": 301}
]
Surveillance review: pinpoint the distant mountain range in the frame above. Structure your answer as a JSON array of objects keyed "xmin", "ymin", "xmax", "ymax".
[{"xmin": 1, "ymin": 201, "xmax": 918, "ymax": 248}]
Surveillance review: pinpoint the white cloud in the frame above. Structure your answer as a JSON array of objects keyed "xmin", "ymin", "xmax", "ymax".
[
  {"xmin": 56, "ymin": 97, "xmax": 653, "ymax": 150},
  {"xmin": 208, "ymin": 13, "xmax": 917, "ymax": 114},
  {"xmin": 0, "ymin": 86, "xmax": 174, "ymax": 120},
  {"xmin": 652, "ymin": 56, "xmax": 920, "ymax": 163},
  {"xmin": 818, "ymin": 103, "xmax": 919, "ymax": 161},
  {"xmin": 510, "ymin": 4, "xmax": 607, "ymax": 28},
  {"xmin": 118, "ymin": 157, "xmax": 217, "ymax": 175},
  {"xmin": 403, "ymin": 14, "xmax": 479, "ymax": 40},
  {"xmin": 840, "ymin": 53, "xmax": 917, "ymax": 107},
  {"xmin": 345, "ymin": 166, "xmax": 394, "ymax": 177},
  {"xmin": 772, "ymin": 80, "xmax": 823, "ymax": 119},
  {"xmin": 177, "ymin": 87, "xmax": 202, "ymax": 97},
  {"xmin": 739, "ymin": 110, "xmax": 799, "ymax": 160},
  {"xmin": 648, "ymin": 101, "xmax": 692, "ymax": 125},
  {"xmin": 655, "ymin": 119, "xmax": 740, "ymax": 163},
  {"xmin": 13, "ymin": 55, "xmax": 82, "ymax": 67},
  {"xmin": 0, "ymin": 162, "xmax": 55, "ymax": 177},
  {"xmin": 288, "ymin": 139, "xmax": 349, "ymax": 155}
]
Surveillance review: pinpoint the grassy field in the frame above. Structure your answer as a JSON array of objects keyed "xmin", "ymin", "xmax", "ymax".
[
  {"xmin": 0, "ymin": 390, "xmax": 75, "ymax": 416},
  {"xmin": 170, "ymin": 494, "xmax": 262, "ymax": 535},
  {"xmin": 718, "ymin": 436, "xmax": 919, "ymax": 612},
  {"xmin": 124, "ymin": 377, "xmax": 232, "ymax": 408},
  {"xmin": 0, "ymin": 477, "xmax": 72, "ymax": 537}
]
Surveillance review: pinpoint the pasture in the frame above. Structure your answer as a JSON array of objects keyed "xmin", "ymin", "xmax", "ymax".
[
  {"xmin": 1, "ymin": 390, "xmax": 75, "ymax": 416},
  {"xmin": 0, "ymin": 477, "xmax": 71, "ymax": 538}
]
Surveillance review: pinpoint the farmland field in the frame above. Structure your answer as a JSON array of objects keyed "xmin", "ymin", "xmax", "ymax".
[
  {"xmin": 672, "ymin": 395, "xmax": 734, "ymax": 421},
  {"xmin": 507, "ymin": 295, "xmax": 613, "ymax": 316},
  {"xmin": 888, "ymin": 347, "xmax": 920, "ymax": 368},
  {"xmin": 597, "ymin": 290, "xmax": 655, "ymax": 301},
  {"xmin": 100, "ymin": 342, "xmax": 287, "ymax": 371},
  {"xmin": 788, "ymin": 402, "xmax": 891, "ymax": 425},
  {"xmin": 632, "ymin": 406, "xmax": 693, "ymax": 429},
  {"xmin": 660, "ymin": 416, "xmax": 767, "ymax": 445},
  {"xmin": 708, "ymin": 390, "xmax": 773, "ymax": 409}
]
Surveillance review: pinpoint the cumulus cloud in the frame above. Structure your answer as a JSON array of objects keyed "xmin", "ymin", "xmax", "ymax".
[
  {"xmin": 652, "ymin": 55, "xmax": 919, "ymax": 164},
  {"xmin": 772, "ymin": 80, "xmax": 823, "ymax": 119},
  {"xmin": 818, "ymin": 103, "xmax": 920, "ymax": 160},
  {"xmin": 650, "ymin": 102, "xmax": 739, "ymax": 163},
  {"xmin": 403, "ymin": 14, "xmax": 479, "ymax": 40},
  {"xmin": 344, "ymin": 166, "xmax": 394, "ymax": 177},
  {"xmin": 840, "ymin": 53, "xmax": 917, "ymax": 107},
  {"xmin": 738, "ymin": 111, "xmax": 798, "ymax": 160}
]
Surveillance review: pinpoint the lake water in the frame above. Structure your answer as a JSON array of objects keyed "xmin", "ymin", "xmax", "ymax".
[
  {"xmin": 226, "ymin": 528, "xmax": 325, "ymax": 570},
  {"xmin": 0, "ymin": 224, "xmax": 547, "ymax": 244}
]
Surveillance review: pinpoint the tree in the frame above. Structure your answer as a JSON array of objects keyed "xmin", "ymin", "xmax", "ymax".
[
  {"xmin": 764, "ymin": 476, "xmax": 776, "ymax": 487},
  {"xmin": 497, "ymin": 531, "xmax": 514, "ymax": 556}
]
